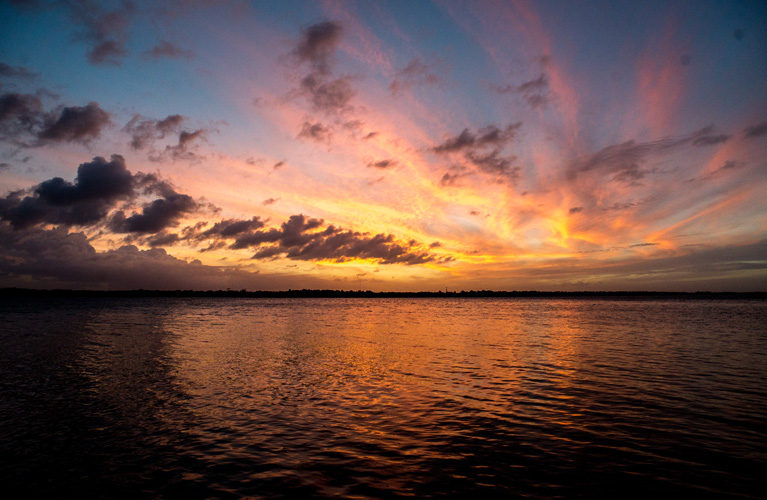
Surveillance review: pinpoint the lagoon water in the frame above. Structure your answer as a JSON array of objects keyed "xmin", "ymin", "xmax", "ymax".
[{"xmin": 1, "ymin": 297, "xmax": 765, "ymax": 498}]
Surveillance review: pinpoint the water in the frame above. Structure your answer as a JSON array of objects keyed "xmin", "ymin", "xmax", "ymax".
[{"xmin": 1, "ymin": 298, "xmax": 765, "ymax": 498}]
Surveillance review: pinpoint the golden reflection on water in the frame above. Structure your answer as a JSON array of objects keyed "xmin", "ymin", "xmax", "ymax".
[{"xmin": 49, "ymin": 297, "xmax": 767, "ymax": 497}]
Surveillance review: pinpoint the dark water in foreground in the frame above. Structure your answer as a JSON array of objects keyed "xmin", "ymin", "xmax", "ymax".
[{"xmin": 1, "ymin": 298, "xmax": 765, "ymax": 498}]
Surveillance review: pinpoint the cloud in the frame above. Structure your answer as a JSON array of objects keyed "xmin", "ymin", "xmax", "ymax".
[
  {"xmin": 0, "ymin": 155, "xmax": 134, "ymax": 229},
  {"xmin": 690, "ymin": 126, "xmax": 730, "ymax": 147},
  {"xmin": 389, "ymin": 58, "xmax": 441, "ymax": 95},
  {"xmin": 291, "ymin": 20, "xmax": 356, "ymax": 114},
  {"xmin": 143, "ymin": 40, "xmax": 193, "ymax": 60},
  {"xmin": 433, "ymin": 123, "xmax": 521, "ymax": 153},
  {"xmin": 200, "ymin": 214, "xmax": 439, "ymax": 265},
  {"xmin": 123, "ymin": 114, "xmax": 184, "ymax": 149},
  {"xmin": 293, "ymin": 20, "xmax": 342, "ymax": 73},
  {"xmin": 151, "ymin": 128, "xmax": 206, "ymax": 162},
  {"xmin": 0, "ymin": 61, "xmax": 36, "ymax": 79},
  {"xmin": 38, "ymin": 102, "xmax": 111, "ymax": 143},
  {"xmin": 744, "ymin": 121, "xmax": 767, "ymax": 138},
  {"xmin": 492, "ymin": 74, "xmax": 550, "ymax": 108},
  {"xmin": 108, "ymin": 191, "xmax": 198, "ymax": 233},
  {"xmin": 300, "ymin": 74, "xmax": 355, "ymax": 113},
  {"xmin": 0, "ymin": 92, "xmax": 43, "ymax": 142},
  {"xmin": 0, "ymin": 223, "xmax": 330, "ymax": 290},
  {"xmin": 262, "ymin": 197, "xmax": 279, "ymax": 205},
  {"xmin": 569, "ymin": 206, "xmax": 584, "ymax": 214},
  {"xmin": 0, "ymin": 155, "xmax": 203, "ymax": 233},
  {"xmin": 465, "ymin": 149, "xmax": 519, "ymax": 180},
  {"xmin": 197, "ymin": 217, "xmax": 265, "ymax": 239},
  {"xmin": 64, "ymin": 0, "xmax": 134, "ymax": 65},
  {"xmin": 367, "ymin": 159, "xmax": 397, "ymax": 169},
  {"xmin": 566, "ymin": 134, "xmax": 689, "ymax": 181},
  {"xmin": 433, "ymin": 123, "xmax": 521, "ymax": 183},
  {"xmin": 298, "ymin": 121, "xmax": 331, "ymax": 142},
  {"xmin": 692, "ymin": 134, "xmax": 730, "ymax": 146}
]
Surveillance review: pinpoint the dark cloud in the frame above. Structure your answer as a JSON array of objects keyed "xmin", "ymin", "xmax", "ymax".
[
  {"xmin": 294, "ymin": 20, "xmax": 342, "ymax": 73},
  {"xmin": 198, "ymin": 217, "xmax": 265, "ymax": 239},
  {"xmin": 38, "ymin": 102, "xmax": 111, "ymax": 143},
  {"xmin": 143, "ymin": 40, "xmax": 193, "ymax": 60},
  {"xmin": 567, "ymin": 134, "xmax": 689, "ymax": 181},
  {"xmin": 292, "ymin": 20, "xmax": 356, "ymax": 115},
  {"xmin": 389, "ymin": 58, "xmax": 441, "ymax": 95},
  {"xmin": 64, "ymin": 0, "xmax": 134, "ymax": 65},
  {"xmin": 207, "ymin": 214, "xmax": 437, "ymax": 265},
  {"xmin": 0, "ymin": 155, "xmax": 134, "ymax": 229},
  {"xmin": 151, "ymin": 128, "xmax": 206, "ymax": 162},
  {"xmin": 124, "ymin": 114, "xmax": 185, "ymax": 149},
  {"xmin": 465, "ymin": 149, "xmax": 519, "ymax": 180},
  {"xmin": 569, "ymin": 206, "xmax": 584, "ymax": 214},
  {"xmin": 0, "ymin": 61, "xmax": 36, "ymax": 79},
  {"xmin": 367, "ymin": 159, "xmax": 396, "ymax": 169},
  {"xmin": 262, "ymin": 197, "xmax": 279, "ymax": 205},
  {"xmin": 298, "ymin": 121, "xmax": 331, "ymax": 142},
  {"xmin": 433, "ymin": 124, "xmax": 521, "ymax": 183},
  {"xmin": 0, "ymin": 223, "xmax": 334, "ymax": 290},
  {"xmin": 364, "ymin": 131, "xmax": 378, "ymax": 140},
  {"xmin": 692, "ymin": 133, "xmax": 730, "ymax": 146},
  {"xmin": 146, "ymin": 231, "xmax": 180, "ymax": 247},
  {"xmin": 0, "ymin": 92, "xmax": 44, "ymax": 142},
  {"xmin": 492, "ymin": 74, "xmax": 549, "ymax": 108},
  {"xmin": 744, "ymin": 121, "xmax": 767, "ymax": 138},
  {"xmin": 300, "ymin": 73, "xmax": 355, "ymax": 113},
  {"xmin": 273, "ymin": 160, "xmax": 285, "ymax": 169},
  {"xmin": 109, "ymin": 191, "xmax": 198, "ymax": 233},
  {"xmin": 433, "ymin": 123, "xmax": 521, "ymax": 153},
  {"xmin": 0, "ymin": 163, "xmax": 11, "ymax": 169},
  {"xmin": 440, "ymin": 172, "xmax": 467, "ymax": 187},
  {"xmin": 0, "ymin": 155, "xmax": 204, "ymax": 234}
]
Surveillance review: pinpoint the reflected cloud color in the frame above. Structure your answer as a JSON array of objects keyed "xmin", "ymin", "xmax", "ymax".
[{"xmin": 1, "ymin": 1, "xmax": 766, "ymax": 290}]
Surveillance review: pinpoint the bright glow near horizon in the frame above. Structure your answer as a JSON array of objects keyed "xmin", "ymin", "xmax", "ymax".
[{"xmin": 1, "ymin": 0, "xmax": 766, "ymax": 291}]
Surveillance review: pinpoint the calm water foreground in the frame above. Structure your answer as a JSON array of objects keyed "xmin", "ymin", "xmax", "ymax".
[{"xmin": 1, "ymin": 298, "xmax": 765, "ymax": 498}]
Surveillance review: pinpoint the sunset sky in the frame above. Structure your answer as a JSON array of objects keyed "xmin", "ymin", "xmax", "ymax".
[{"xmin": 1, "ymin": 0, "xmax": 766, "ymax": 291}]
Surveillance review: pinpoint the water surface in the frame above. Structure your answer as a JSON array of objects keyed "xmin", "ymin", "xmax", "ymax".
[{"xmin": 1, "ymin": 298, "xmax": 765, "ymax": 498}]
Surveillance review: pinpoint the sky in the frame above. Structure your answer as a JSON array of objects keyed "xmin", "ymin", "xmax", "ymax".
[{"xmin": 0, "ymin": 0, "xmax": 766, "ymax": 291}]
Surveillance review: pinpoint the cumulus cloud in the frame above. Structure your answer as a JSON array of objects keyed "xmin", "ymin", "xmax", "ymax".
[
  {"xmin": 0, "ymin": 155, "xmax": 134, "ymax": 228},
  {"xmin": 143, "ymin": 40, "xmax": 193, "ymax": 60},
  {"xmin": 191, "ymin": 214, "xmax": 438, "ymax": 265},
  {"xmin": 124, "ymin": 114, "xmax": 184, "ymax": 149},
  {"xmin": 0, "ymin": 155, "xmax": 203, "ymax": 232},
  {"xmin": 298, "ymin": 121, "xmax": 331, "ymax": 142},
  {"xmin": 389, "ymin": 58, "xmax": 441, "ymax": 95},
  {"xmin": 38, "ymin": 102, "xmax": 111, "ymax": 143}
]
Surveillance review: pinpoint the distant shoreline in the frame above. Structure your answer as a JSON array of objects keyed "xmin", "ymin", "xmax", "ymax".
[{"xmin": 1, "ymin": 288, "xmax": 765, "ymax": 299}]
